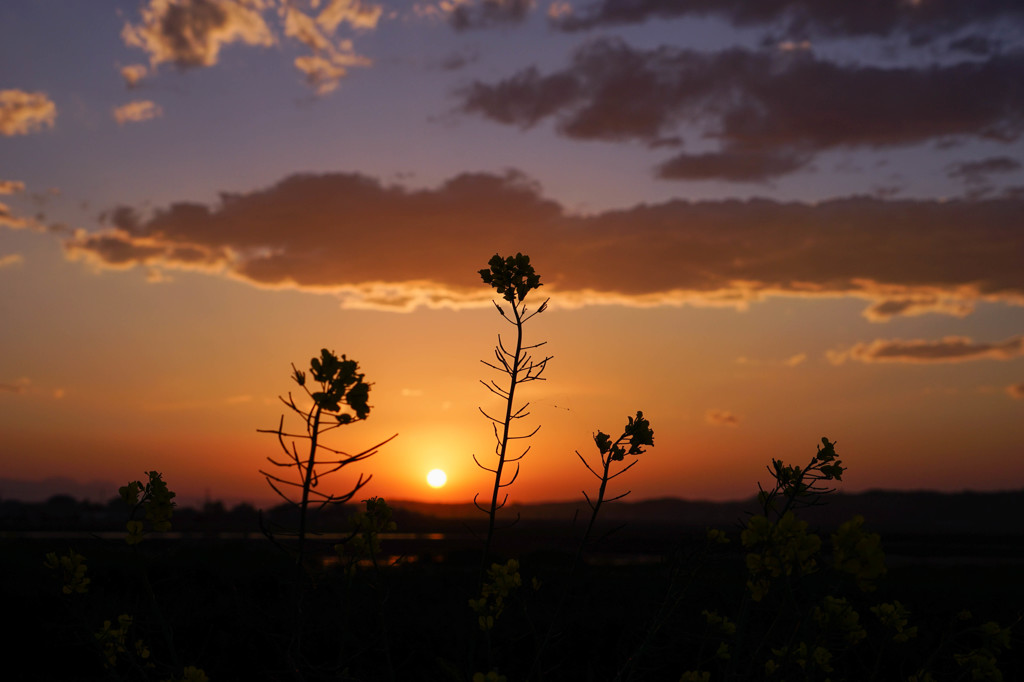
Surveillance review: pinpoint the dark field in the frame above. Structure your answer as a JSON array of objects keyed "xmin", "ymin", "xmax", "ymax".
[{"xmin": 6, "ymin": 507, "xmax": 1023, "ymax": 682}]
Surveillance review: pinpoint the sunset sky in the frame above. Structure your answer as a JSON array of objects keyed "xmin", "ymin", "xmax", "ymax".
[{"xmin": 2, "ymin": 0, "xmax": 1023, "ymax": 509}]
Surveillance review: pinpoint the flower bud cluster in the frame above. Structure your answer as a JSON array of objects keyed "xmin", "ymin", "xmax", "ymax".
[
  {"xmin": 469, "ymin": 559, "xmax": 522, "ymax": 631},
  {"xmin": 43, "ymin": 549, "xmax": 90, "ymax": 594}
]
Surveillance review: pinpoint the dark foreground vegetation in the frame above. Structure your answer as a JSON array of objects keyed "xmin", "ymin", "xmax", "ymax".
[{"xmin": 5, "ymin": 489, "xmax": 1023, "ymax": 681}]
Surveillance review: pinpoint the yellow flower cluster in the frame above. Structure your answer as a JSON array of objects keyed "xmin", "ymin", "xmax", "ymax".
[
  {"xmin": 43, "ymin": 549, "xmax": 90, "ymax": 594},
  {"xmin": 870, "ymin": 601, "xmax": 917, "ymax": 642},
  {"xmin": 701, "ymin": 609, "xmax": 737, "ymax": 637},
  {"xmin": 334, "ymin": 496, "xmax": 397, "ymax": 565},
  {"xmin": 706, "ymin": 528, "xmax": 730, "ymax": 545},
  {"xmin": 162, "ymin": 666, "xmax": 210, "ymax": 682},
  {"xmin": 765, "ymin": 641, "xmax": 833, "ymax": 677},
  {"xmin": 120, "ymin": 471, "xmax": 176, "ymax": 544},
  {"xmin": 679, "ymin": 671, "xmax": 711, "ymax": 682},
  {"xmin": 469, "ymin": 559, "xmax": 522, "ymax": 631},
  {"xmin": 832, "ymin": 515, "xmax": 886, "ymax": 592},
  {"xmin": 94, "ymin": 614, "xmax": 150, "ymax": 670},
  {"xmin": 952, "ymin": 620, "xmax": 1012, "ymax": 682},
  {"xmin": 742, "ymin": 511, "xmax": 821, "ymax": 601},
  {"xmin": 813, "ymin": 595, "xmax": 867, "ymax": 645},
  {"xmin": 472, "ymin": 671, "xmax": 507, "ymax": 682}
]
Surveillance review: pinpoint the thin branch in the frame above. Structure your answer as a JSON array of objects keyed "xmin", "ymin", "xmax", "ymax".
[
  {"xmin": 472, "ymin": 453, "xmax": 498, "ymax": 473},
  {"xmin": 576, "ymin": 451, "xmax": 603, "ymax": 479},
  {"xmin": 497, "ymin": 462, "xmax": 520, "ymax": 488}
]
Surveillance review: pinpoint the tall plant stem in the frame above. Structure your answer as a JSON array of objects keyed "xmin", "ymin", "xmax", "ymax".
[
  {"xmin": 483, "ymin": 303, "xmax": 524, "ymax": 565},
  {"xmin": 297, "ymin": 403, "xmax": 323, "ymax": 566}
]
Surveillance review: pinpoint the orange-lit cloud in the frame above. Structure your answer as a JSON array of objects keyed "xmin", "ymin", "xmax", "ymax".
[
  {"xmin": 1007, "ymin": 383, "xmax": 1024, "ymax": 400},
  {"xmin": 458, "ymin": 41, "xmax": 1024, "ymax": 181},
  {"xmin": 62, "ymin": 171, "xmax": 1024, "ymax": 315},
  {"xmin": 0, "ymin": 253, "xmax": 23, "ymax": 268},
  {"xmin": 0, "ymin": 180, "xmax": 26, "ymax": 195},
  {"xmin": 0, "ymin": 202, "xmax": 28, "ymax": 230},
  {"xmin": 113, "ymin": 100, "xmax": 164, "ymax": 125},
  {"xmin": 122, "ymin": 0, "xmax": 275, "ymax": 69},
  {"xmin": 280, "ymin": 2, "xmax": 375, "ymax": 94},
  {"xmin": 315, "ymin": 0, "xmax": 383, "ymax": 31},
  {"xmin": 122, "ymin": 0, "xmax": 380, "ymax": 95},
  {"xmin": 706, "ymin": 409, "xmax": 739, "ymax": 427},
  {"xmin": 828, "ymin": 335, "xmax": 1024, "ymax": 365},
  {"xmin": 120, "ymin": 63, "xmax": 150, "ymax": 87},
  {"xmin": 0, "ymin": 90, "xmax": 57, "ymax": 136}
]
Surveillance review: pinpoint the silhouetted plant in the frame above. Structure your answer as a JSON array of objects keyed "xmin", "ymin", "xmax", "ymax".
[
  {"xmin": 576, "ymin": 411, "xmax": 654, "ymax": 551},
  {"xmin": 532, "ymin": 412, "xmax": 654, "ymax": 678},
  {"xmin": 258, "ymin": 348, "xmax": 396, "ymax": 566},
  {"xmin": 474, "ymin": 253, "xmax": 552, "ymax": 562},
  {"xmin": 333, "ymin": 495, "xmax": 397, "ymax": 574}
]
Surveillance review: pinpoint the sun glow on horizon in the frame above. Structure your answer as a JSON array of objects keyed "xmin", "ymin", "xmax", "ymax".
[{"xmin": 426, "ymin": 469, "xmax": 447, "ymax": 488}]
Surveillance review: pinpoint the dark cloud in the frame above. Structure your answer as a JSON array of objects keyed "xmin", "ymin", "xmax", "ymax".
[
  {"xmin": 459, "ymin": 40, "xmax": 1024, "ymax": 180},
  {"xmin": 451, "ymin": 0, "xmax": 534, "ymax": 31},
  {"xmin": 946, "ymin": 156, "xmax": 1022, "ymax": 184},
  {"xmin": 830, "ymin": 336, "xmax": 1024, "ymax": 364},
  {"xmin": 62, "ymin": 170, "xmax": 1024, "ymax": 315},
  {"xmin": 657, "ymin": 149, "xmax": 811, "ymax": 182},
  {"xmin": 440, "ymin": 47, "xmax": 481, "ymax": 71},
  {"xmin": 552, "ymin": 0, "xmax": 1024, "ymax": 43},
  {"xmin": 949, "ymin": 34, "xmax": 999, "ymax": 56}
]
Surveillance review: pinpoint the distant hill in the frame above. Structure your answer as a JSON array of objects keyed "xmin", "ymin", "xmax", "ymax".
[
  {"xmin": 388, "ymin": 489, "xmax": 1024, "ymax": 535},
  {"xmin": 3, "ymin": 483, "xmax": 1022, "ymax": 536}
]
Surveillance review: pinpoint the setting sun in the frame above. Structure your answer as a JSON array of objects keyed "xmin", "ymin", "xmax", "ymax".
[{"xmin": 426, "ymin": 469, "xmax": 448, "ymax": 488}]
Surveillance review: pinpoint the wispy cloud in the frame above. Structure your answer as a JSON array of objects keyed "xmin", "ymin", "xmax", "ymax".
[
  {"xmin": 60, "ymin": 170, "xmax": 1024, "ymax": 314},
  {"xmin": 828, "ymin": 335, "xmax": 1024, "ymax": 365},
  {"xmin": 0, "ymin": 90, "xmax": 56, "ymax": 136},
  {"xmin": 706, "ymin": 409, "xmax": 740, "ymax": 427},
  {"xmin": 0, "ymin": 253, "xmax": 24, "ymax": 269},
  {"xmin": 784, "ymin": 353, "xmax": 807, "ymax": 367},
  {"xmin": 0, "ymin": 377, "xmax": 31, "ymax": 394},
  {"xmin": 113, "ymin": 100, "xmax": 164, "ymax": 125}
]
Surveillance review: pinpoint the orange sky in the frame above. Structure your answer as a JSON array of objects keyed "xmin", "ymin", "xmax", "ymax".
[{"xmin": 1, "ymin": 1, "xmax": 1023, "ymax": 508}]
